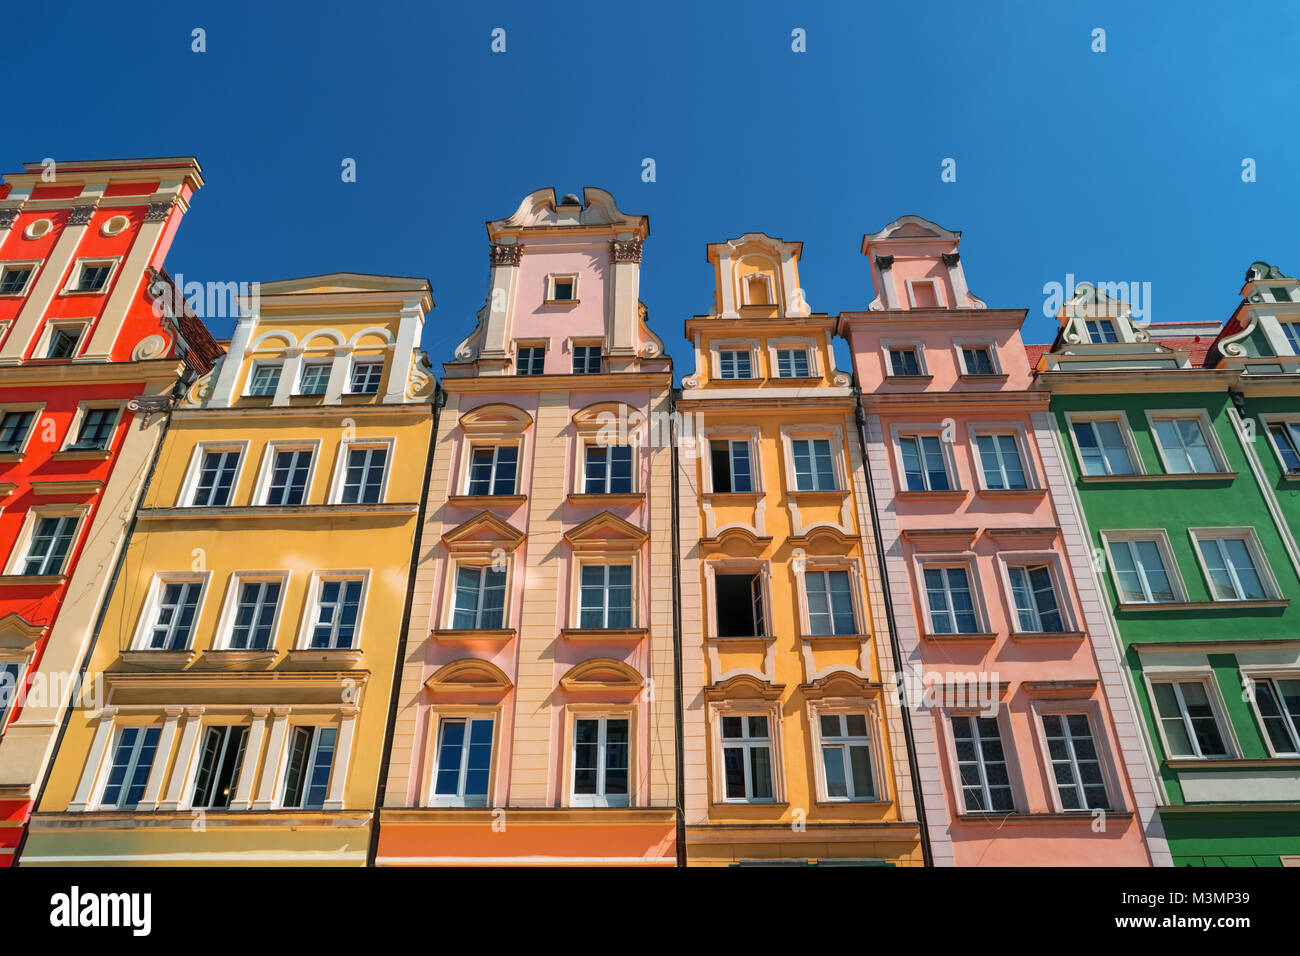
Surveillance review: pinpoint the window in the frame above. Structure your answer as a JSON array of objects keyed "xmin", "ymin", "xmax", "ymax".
[
  {"xmin": 721, "ymin": 715, "xmax": 774, "ymax": 802},
  {"xmin": 191, "ymin": 726, "xmax": 248, "ymax": 809},
  {"xmin": 72, "ymin": 262, "xmax": 112, "ymax": 293},
  {"xmin": 572, "ymin": 716, "xmax": 629, "ymax": 807},
  {"xmin": 467, "ymin": 445, "xmax": 518, "ymax": 496},
  {"xmin": 888, "ymin": 348, "xmax": 923, "ymax": 377},
  {"xmin": 298, "ymin": 362, "xmax": 330, "ymax": 395},
  {"xmin": 1194, "ymin": 532, "xmax": 1270, "ymax": 601},
  {"xmin": 45, "ymin": 327, "xmax": 81, "ymax": 359},
  {"xmin": 0, "ymin": 266, "xmax": 33, "ymax": 296},
  {"xmin": 1152, "ymin": 417, "xmax": 1219, "ymax": 474},
  {"xmin": 228, "ymin": 579, "xmax": 282, "ymax": 650},
  {"xmin": 1086, "ymin": 319, "xmax": 1119, "ymax": 343},
  {"xmin": 99, "ymin": 727, "xmax": 161, "ymax": 809},
  {"xmin": 709, "ymin": 439, "xmax": 753, "ymax": 493},
  {"xmin": 776, "ymin": 348, "xmax": 810, "ymax": 378},
  {"xmin": 452, "ymin": 566, "xmax": 506, "ymax": 630},
  {"xmin": 1108, "ymin": 537, "xmax": 1177, "ymax": 604},
  {"xmin": 248, "ymin": 363, "xmax": 281, "ymax": 397},
  {"xmin": 1270, "ymin": 286, "xmax": 1293, "ymax": 303},
  {"xmin": 1007, "ymin": 565, "xmax": 1064, "ymax": 633},
  {"xmin": 310, "ymin": 578, "xmax": 364, "ymax": 648},
  {"xmin": 1253, "ymin": 677, "xmax": 1300, "ymax": 755},
  {"xmin": 432, "ymin": 717, "xmax": 494, "ymax": 806},
  {"xmin": 974, "ymin": 433, "xmax": 1028, "ymax": 490},
  {"xmin": 262, "ymin": 447, "xmax": 313, "ymax": 506},
  {"xmin": 144, "ymin": 579, "xmax": 203, "ymax": 650},
  {"xmin": 714, "ymin": 572, "xmax": 765, "ymax": 637},
  {"xmin": 792, "ymin": 438, "xmax": 836, "ymax": 491},
  {"xmin": 0, "ymin": 410, "xmax": 34, "ymax": 453},
  {"xmin": 1283, "ymin": 323, "xmax": 1300, "ymax": 355},
  {"xmin": 1151, "ymin": 680, "xmax": 1228, "ymax": 758},
  {"xmin": 583, "ymin": 444, "xmax": 633, "ymax": 494},
  {"xmin": 1268, "ymin": 422, "xmax": 1300, "ymax": 472},
  {"xmin": 1070, "ymin": 418, "xmax": 1136, "ymax": 476},
  {"xmin": 1042, "ymin": 714, "xmax": 1108, "ymax": 810},
  {"xmin": 516, "ymin": 346, "xmax": 545, "ymax": 376},
  {"xmin": 0, "ymin": 661, "xmax": 23, "ymax": 734},
  {"xmin": 67, "ymin": 407, "xmax": 116, "ymax": 451},
  {"xmin": 951, "ymin": 715, "xmax": 1014, "ymax": 812},
  {"xmin": 20, "ymin": 515, "xmax": 77, "ymax": 575},
  {"xmin": 818, "ymin": 714, "xmax": 875, "ymax": 801},
  {"xmin": 349, "ymin": 360, "xmax": 383, "ymax": 395},
  {"xmin": 924, "ymin": 566, "xmax": 979, "ymax": 634},
  {"xmin": 806, "ymin": 569, "xmax": 857, "ymax": 636},
  {"xmin": 744, "ymin": 275, "xmax": 771, "ymax": 306},
  {"xmin": 572, "ymin": 345, "xmax": 601, "ymax": 374},
  {"xmin": 899, "ymin": 434, "xmax": 950, "ymax": 491},
  {"xmin": 909, "ymin": 280, "xmax": 940, "ymax": 308},
  {"xmin": 551, "ymin": 276, "xmax": 575, "ymax": 301},
  {"xmin": 281, "ymin": 726, "xmax": 337, "ymax": 809},
  {"xmin": 579, "ymin": 564, "xmax": 633, "ymax": 629},
  {"xmin": 339, "ymin": 445, "xmax": 388, "ymax": 504},
  {"xmin": 961, "ymin": 346, "xmax": 995, "ymax": 375},
  {"xmin": 191, "ymin": 449, "xmax": 240, "ymax": 506},
  {"xmin": 719, "ymin": 349, "xmax": 753, "ymax": 379}
]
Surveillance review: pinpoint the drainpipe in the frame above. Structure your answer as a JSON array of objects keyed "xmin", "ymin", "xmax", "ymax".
[
  {"xmin": 367, "ymin": 379, "xmax": 444, "ymax": 867},
  {"xmin": 853, "ymin": 393, "xmax": 933, "ymax": 867},
  {"xmin": 669, "ymin": 388, "xmax": 687, "ymax": 867}
]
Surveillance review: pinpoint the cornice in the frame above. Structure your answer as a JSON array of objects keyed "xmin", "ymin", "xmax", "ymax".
[
  {"xmin": 0, "ymin": 358, "xmax": 186, "ymax": 387},
  {"xmin": 1035, "ymin": 368, "xmax": 1237, "ymax": 394}
]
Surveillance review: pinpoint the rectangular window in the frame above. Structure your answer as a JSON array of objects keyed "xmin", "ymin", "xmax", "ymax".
[
  {"xmin": 1253, "ymin": 677, "xmax": 1300, "ymax": 755},
  {"xmin": 515, "ymin": 346, "xmax": 545, "ymax": 376},
  {"xmin": 74, "ymin": 263, "xmax": 111, "ymax": 293},
  {"xmin": 146, "ymin": 579, "xmax": 202, "ymax": 650},
  {"xmin": 0, "ymin": 266, "xmax": 33, "ymax": 296},
  {"xmin": 1195, "ymin": 534, "xmax": 1268, "ymax": 601},
  {"xmin": 721, "ymin": 715, "xmax": 774, "ymax": 802},
  {"xmin": 552, "ymin": 276, "xmax": 575, "ymax": 301},
  {"xmin": 0, "ymin": 661, "xmax": 23, "ymax": 734},
  {"xmin": 710, "ymin": 439, "xmax": 753, "ymax": 493},
  {"xmin": 281, "ymin": 726, "xmax": 337, "ymax": 809},
  {"xmin": 806, "ymin": 569, "xmax": 857, "ymax": 636},
  {"xmin": 572, "ymin": 716, "xmax": 629, "ymax": 806},
  {"xmin": 975, "ymin": 434, "xmax": 1028, "ymax": 490},
  {"xmin": 68, "ymin": 407, "xmax": 117, "ymax": 451},
  {"xmin": 899, "ymin": 434, "xmax": 950, "ymax": 491},
  {"xmin": 298, "ymin": 362, "xmax": 330, "ymax": 395},
  {"xmin": 792, "ymin": 438, "xmax": 836, "ymax": 491},
  {"xmin": 311, "ymin": 579, "xmax": 364, "ymax": 648},
  {"xmin": 265, "ymin": 448, "xmax": 312, "ymax": 505},
  {"xmin": 1153, "ymin": 417, "xmax": 1219, "ymax": 474},
  {"xmin": 21, "ymin": 515, "xmax": 77, "ymax": 575},
  {"xmin": 467, "ymin": 445, "xmax": 518, "ymax": 496},
  {"xmin": 1109, "ymin": 538, "xmax": 1177, "ymax": 603},
  {"xmin": 579, "ymin": 564, "xmax": 633, "ymax": 629},
  {"xmin": 888, "ymin": 348, "xmax": 922, "ymax": 377},
  {"xmin": 719, "ymin": 349, "xmax": 753, "ymax": 379},
  {"xmin": 45, "ymin": 327, "xmax": 81, "ymax": 359},
  {"xmin": 910, "ymin": 280, "xmax": 940, "ymax": 308},
  {"xmin": 100, "ymin": 727, "xmax": 161, "ymax": 809},
  {"xmin": 1283, "ymin": 323, "xmax": 1300, "ymax": 354},
  {"xmin": 191, "ymin": 725, "xmax": 249, "ymax": 809},
  {"xmin": 714, "ymin": 572, "xmax": 765, "ymax": 638},
  {"xmin": 1071, "ymin": 418, "xmax": 1136, "ymax": 476},
  {"xmin": 452, "ymin": 566, "xmax": 506, "ymax": 630},
  {"xmin": 1266, "ymin": 422, "xmax": 1300, "ymax": 474},
  {"xmin": 192, "ymin": 449, "xmax": 240, "ymax": 506},
  {"xmin": 572, "ymin": 346, "xmax": 601, "ymax": 374},
  {"xmin": 1007, "ymin": 565, "xmax": 1064, "ymax": 633},
  {"xmin": 924, "ymin": 566, "xmax": 979, "ymax": 634},
  {"xmin": 432, "ymin": 717, "xmax": 494, "ymax": 806},
  {"xmin": 0, "ymin": 410, "xmax": 35, "ymax": 453},
  {"xmin": 229, "ymin": 579, "xmax": 281, "ymax": 650},
  {"xmin": 1042, "ymin": 714, "xmax": 1108, "ymax": 810},
  {"xmin": 961, "ymin": 346, "xmax": 995, "ymax": 375},
  {"xmin": 248, "ymin": 363, "xmax": 281, "ymax": 397},
  {"xmin": 1086, "ymin": 319, "xmax": 1119, "ymax": 343},
  {"xmin": 349, "ymin": 360, "xmax": 383, "ymax": 395},
  {"xmin": 1151, "ymin": 680, "xmax": 1228, "ymax": 758},
  {"xmin": 952, "ymin": 715, "xmax": 1014, "ymax": 812},
  {"xmin": 583, "ymin": 444, "xmax": 633, "ymax": 494},
  {"xmin": 340, "ymin": 445, "xmax": 387, "ymax": 504},
  {"xmin": 819, "ymin": 714, "xmax": 875, "ymax": 801},
  {"xmin": 776, "ymin": 348, "xmax": 810, "ymax": 378}
]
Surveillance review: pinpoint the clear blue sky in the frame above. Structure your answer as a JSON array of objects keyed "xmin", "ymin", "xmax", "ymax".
[{"xmin": 7, "ymin": 0, "xmax": 1298, "ymax": 376}]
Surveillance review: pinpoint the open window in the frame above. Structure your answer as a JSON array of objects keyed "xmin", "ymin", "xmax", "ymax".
[{"xmin": 715, "ymin": 572, "xmax": 766, "ymax": 638}]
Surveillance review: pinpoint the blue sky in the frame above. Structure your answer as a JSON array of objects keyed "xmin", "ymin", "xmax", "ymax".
[{"xmin": 7, "ymin": 0, "xmax": 1299, "ymax": 376}]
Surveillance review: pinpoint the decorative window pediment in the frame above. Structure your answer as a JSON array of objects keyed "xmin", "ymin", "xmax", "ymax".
[
  {"xmin": 0, "ymin": 612, "xmax": 46, "ymax": 653},
  {"xmin": 559, "ymin": 657, "xmax": 643, "ymax": 693},
  {"xmin": 426, "ymin": 658, "xmax": 513, "ymax": 696},
  {"xmin": 704, "ymin": 672, "xmax": 785, "ymax": 702},
  {"xmin": 459, "ymin": 403, "xmax": 533, "ymax": 441},
  {"xmin": 563, "ymin": 511, "xmax": 647, "ymax": 552},
  {"xmin": 441, "ymin": 511, "xmax": 526, "ymax": 555}
]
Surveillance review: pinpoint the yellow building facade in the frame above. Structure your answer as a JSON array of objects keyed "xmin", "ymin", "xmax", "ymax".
[
  {"xmin": 23, "ymin": 274, "xmax": 436, "ymax": 865},
  {"xmin": 677, "ymin": 235, "xmax": 923, "ymax": 865}
]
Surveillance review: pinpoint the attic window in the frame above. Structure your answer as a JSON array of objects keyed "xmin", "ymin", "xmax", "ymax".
[
  {"xmin": 1086, "ymin": 319, "xmax": 1119, "ymax": 344},
  {"xmin": 715, "ymin": 572, "xmax": 765, "ymax": 637},
  {"xmin": 549, "ymin": 275, "xmax": 576, "ymax": 302},
  {"xmin": 744, "ymin": 275, "xmax": 772, "ymax": 306},
  {"xmin": 909, "ymin": 280, "xmax": 941, "ymax": 308}
]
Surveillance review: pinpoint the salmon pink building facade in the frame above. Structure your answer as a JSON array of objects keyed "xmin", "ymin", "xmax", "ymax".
[{"xmin": 839, "ymin": 216, "xmax": 1169, "ymax": 865}]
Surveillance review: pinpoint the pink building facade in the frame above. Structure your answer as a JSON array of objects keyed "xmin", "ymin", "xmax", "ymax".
[{"xmin": 839, "ymin": 216, "xmax": 1169, "ymax": 865}]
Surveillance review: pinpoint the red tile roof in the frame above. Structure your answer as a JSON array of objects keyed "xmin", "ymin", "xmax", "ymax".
[
  {"xmin": 1148, "ymin": 335, "xmax": 1213, "ymax": 367},
  {"xmin": 1023, "ymin": 343, "xmax": 1051, "ymax": 369}
]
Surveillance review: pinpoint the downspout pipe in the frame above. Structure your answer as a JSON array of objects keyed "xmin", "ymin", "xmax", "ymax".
[{"xmin": 669, "ymin": 387, "xmax": 687, "ymax": 867}]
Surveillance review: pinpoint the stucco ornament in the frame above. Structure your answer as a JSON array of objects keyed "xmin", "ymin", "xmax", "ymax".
[
  {"xmin": 406, "ymin": 354, "xmax": 434, "ymax": 398},
  {"xmin": 131, "ymin": 333, "xmax": 170, "ymax": 361}
]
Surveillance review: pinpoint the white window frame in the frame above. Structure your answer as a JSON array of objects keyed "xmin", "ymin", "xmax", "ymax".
[
  {"xmin": 329, "ymin": 437, "xmax": 395, "ymax": 505},
  {"xmin": 1187, "ymin": 527, "xmax": 1281, "ymax": 602},
  {"xmin": 881, "ymin": 339, "xmax": 929, "ymax": 378},
  {"xmin": 701, "ymin": 427, "xmax": 762, "ymax": 494},
  {"xmin": 61, "ymin": 401, "xmax": 123, "ymax": 453},
  {"xmin": 446, "ymin": 560, "xmax": 510, "ymax": 631},
  {"xmin": 905, "ymin": 277, "xmax": 945, "ymax": 308},
  {"xmin": 130, "ymin": 571, "xmax": 212, "ymax": 651},
  {"xmin": 296, "ymin": 358, "xmax": 333, "ymax": 396},
  {"xmin": 570, "ymin": 341, "xmax": 602, "ymax": 374},
  {"xmin": 953, "ymin": 339, "xmax": 1002, "ymax": 376},
  {"xmin": 213, "ymin": 571, "xmax": 289, "ymax": 651},
  {"xmin": 1064, "ymin": 411, "xmax": 1144, "ymax": 477},
  {"xmin": 253, "ymin": 439, "xmax": 320, "ymax": 507},
  {"xmin": 568, "ymin": 712, "xmax": 632, "ymax": 808},
  {"xmin": 768, "ymin": 337, "xmax": 819, "ymax": 379},
  {"xmin": 5, "ymin": 506, "xmax": 86, "ymax": 577},
  {"xmin": 93, "ymin": 723, "xmax": 164, "ymax": 810},
  {"xmin": 427, "ymin": 711, "xmax": 497, "ymax": 807},
  {"xmin": 996, "ymin": 552, "xmax": 1075, "ymax": 634},
  {"xmin": 573, "ymin": 560, "xmax": 637, "ymax": 630},
  {"xmin": 714, "ymin": 706, "xmax": 781, "ymax": 804},
  {"xmin": 463, "ymin": 442, "xmax": 521, "ymax": 496},
  {"xmin": 705, "ymin": 559, "xmax": 772, "ymax": 640},
  {"xmin": 915, "ymin": 555, "xmax": 988, "ymax": 636},
  {"xmin": 1145, "ymin": 409, "xmax": 1229, "ymax": 475},
  {"xmin": 890, "ymin": 423, "xmax": 959, "ymax": 492},
  {"xmin": 347, "ymin": 356, "xmax": 385, "ymax": 395},
  {"xmin": 0, "ymin": 260, "xmax": 40, "ymax": 297},
  {"xmin": 808, "ymin": 700, "xmax": 887, "ymax": 803},
  {"xmin": 275, "ymin": 724, "xmax": 340, "ymax": 809},
  {"xmin": 37, "ymin": 320, "xmax": 89, "ymax": 361},
  {"xmin": 547, "ymin": 273, "xmax": 579, "ymax": 303},
  {"xmin": 1028, "ymin": 698, "xmax": 1123, "ymax": 813},
  {"xmin": 1259, "ymin": 414, "xmax": 1300, "ymax": 475},
  {"xmin": 797, "ymin": 560, "xmax": 865, "ymax": 637},
  {"xmin": 943, "ymin": 707, "xmax": 1023, "ymax": 814},
  {"xmin": 1085, "ymin": 317, "xmax": 1120, "ymax": 344},
  {"xmin": 1143, "ymin": 670, "xmax": 1238, "ymax": 760},
  {"xmin": 0, "ymin": 402, "xmax": 46, "ymax": 456},
  {"xmin": 740, "ymin": 271, "xmax": 775, "ymax": 307},
  {"xmin": 61, "ymin": 256, "xmax": 120, "ymax": 296},
  {"xmin": 244, "ymin": 360, "xmax": 284, "ymax": 398},
  {"xmin": 1242, "ymin": 669, "xmax": 1300, "ymax": 758},
  {"xmin": 708, "ymin": 339, "xmax": 760, "ymax": 381},
  {"xmin": 581, "ymin": 441, "xmax": 636, "ymax": 494},
  {"xmin": 178, "ymin": 441, "xmax": 248, "ymax": 507},
  {"xmin": 967, "ymin": 422, "xmax": 1037, "ymax": 491},
  {"xmin": 1099, "ymin": 530, "xmax": 1188, "ymax": 604},
  {"xmin": 298, "ymin": 569, "xmax": 370, "ymax": 649},
  {"xmin": 514, "ymin": 343, "xmax": 547, "ymax": 376}
]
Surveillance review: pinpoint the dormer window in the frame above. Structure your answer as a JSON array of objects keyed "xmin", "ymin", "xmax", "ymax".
[
  {"xmin": 548, "ymin": 275, "xmax": 577, "ymax": 303},
  {"xmin": 1086, "ymin": 319, "xmax": 1119, "ymax": 344},
  {"xmin": 719, "ymin": 349, "xmax": 753, "ymax": 380},
  {"xmin": 908, "ymin": 279, "xmax": 941, "ymax": 308},
  {"xmin": 888, "ymin": 347, "xmax": 923, "ymax": 377},
  {"xmin": 744, "ymin": 275, "xmax": 772, "ymax": 306}
]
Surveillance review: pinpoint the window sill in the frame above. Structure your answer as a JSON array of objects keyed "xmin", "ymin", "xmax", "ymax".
[
  {"xmin": 813, "ymin": 799, "xmax": 891, "ymax": 808},
  {"xmin": 787, "ymin": 489, "xmax": 848, "ymax": 502},
  {"xmin": 431, "ymin": 628, "xmax": 516, "ymax": 643},
  {"xmin": 560, "ymin": 627, "xmax": 649, "ymax": 642},
  {"xmin": 0, "ymin": 452, "xmax": 25, "ymax": 463},
  {"xmin": 136, "ymin": 503, "xmax": 420, "ymax": 519},
  {"xmin": 955, "ymin": 811, "xmax": 1132, "ymax": 824},
  {"xmin": 0, "ymin": 574, "xmax": 67, "ymax": 587},
  {"xmin": 975, "ymin": 487, "xmax": 1046, "ymax": 499},
  {"xmin": 51, "ymin": 448, "xmax": 112, "ymax": 461},
  {"xmin": 1165, "ymin": 757, "xmax": 1300, "ymax": 769},
  {"xmin": 770, "ymin": 376, "xmax": 823, "ymax": 385},
  {"xmin": 120, "ymin": 649, "xmax": 197, "ymax": 667},
  {"xmin": 448, "ymin": 494, "xmax": 526, "ymax": 508},
  {"xmin": 1010, "ymin": 630, "xmax": 1086, "ymax": 641},
  {"xmin": 707, "ymin": 633, "xmax": 776, "ymax": 645},
  {"xmin": 922, "ymin": 631, "xmax": 997, "ymax": 643},
  {"xmin": 200, "ymin": 650, "xmax": 278, "ymax": 668},
  {"xmin": 0, "ymin": 482, "xmax": 17, "ymax": 497},
  {"xmin": 567, "ymin": 493, "xmax": 645, "ymax": 506},
  {"xmin": 802, "ymin": 632, "xmax": 871, "ymax": 643},
  {"xmin": 1079, "ymin": 472, "xmax": 1237, "ymax": 484},
  {"xmin": 285, "ymin": 648, "xmax": 363, "ymax": 665},
  {"xmin": 895, "ymin": 489, "xmax": 967, "ymax": 500},
  {"xmin": 883, "ymin": 375, "xmax": 933, "ymax": 385},
  {"xmin": 957, "ymin": 373, "xmax": 1009, "ymax": 385},
  {"xmin": 709, "ymin": 377, "xmax": 760, "ymax": 386},
  {"xmin": 702, "ymin": 491, "xmax": 763, "ymax": 502},
  {"xmin": 29, "ymin": 479, "xmax": 104, "ymax": 497},
  {"xmin": 1117, "ymin": 599, "xmax": 1289, "ymax": 612},
  {"xmin": 709, "ymin": 800, "xmax": 789, "ymax": 809},
  {"xmin": 543, "ymin": 298, "xmax": 580, "ymax": 306}
]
